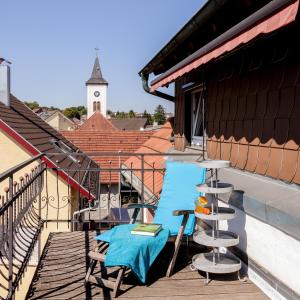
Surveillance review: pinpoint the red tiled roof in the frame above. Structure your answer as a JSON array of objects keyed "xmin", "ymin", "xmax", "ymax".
[
  {"xmin": 61, "ymin": 130, "xmax": 153, "ymax": 183},
  {"xmin": 78, "ymin": 112, "xmax": 118, "ymax": 131},
  {"xmin": 123, "ymin": 121, "xmax": 174, "ymax": 199}
]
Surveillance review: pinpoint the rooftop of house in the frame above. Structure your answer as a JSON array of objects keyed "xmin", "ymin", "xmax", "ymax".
[
  {"xmin": 61, "ymin": 129, "xmax": 153, "ymax": 183},
  {"xmin": 78, "ymin": 111, "xmax": 118, "ymax": 131},
  {"xmin": 139, "ymin": 0, "xmax": 271, "ymax": 77},
  {"xmin": 42, "ymin": 109, "xmax": 75, "ymax": 124},
  {"xmin": 0, "ymin": 95, "xmax": 98, "ymax": 197},
  {"xmin": 110, "ymin": 118, "xmax": 148, "ymax": 131},
  {"xmin": 123, "ymin": 120, "xmax": 174, "ymax": 199}
]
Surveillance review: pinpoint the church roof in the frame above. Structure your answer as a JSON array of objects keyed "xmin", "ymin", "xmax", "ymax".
[
  {"xmin": 86, "ymin": 56, "xmax": 108, "ymax": 85},
  {"xmin": 78, "ymin": 111, "xmax": 117, "ymax": 131}
]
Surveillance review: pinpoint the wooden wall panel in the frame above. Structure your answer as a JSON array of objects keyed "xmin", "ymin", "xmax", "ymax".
[{"xmin": 205, "ymin": 32, "xmax": 300, "ymax": 185}]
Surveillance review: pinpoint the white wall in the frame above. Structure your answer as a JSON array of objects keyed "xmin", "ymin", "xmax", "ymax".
[
  {"xmin": 218, "ymin": 200, "xmax": 300, "ymax": 295},
  {"xmin": 87, "ymin": 84, "xmax": 107, "ymax": 118}
]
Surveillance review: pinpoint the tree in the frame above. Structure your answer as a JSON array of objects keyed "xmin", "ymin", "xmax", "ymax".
[
  {"xmin": 153, "ymin": 105, "xmax": 166, "ymax": 125},
  {"xmin": 119, "ymin": 112, "xmax": 126, "ymax": 119},
  {"xmin": 143, "ymin": 109, "xmax": 153, "ymax": 125},
  {"xmin": 63, "ymin": 107, "xmax": 80, "ymax": 119},
  {"xmin": 25, "ymin": 101, "xmax": 39, "ymax": 110},
  {"xmin": 128, "ymin": 110, "xmax": 135, "ymax": 118},
  {"xmin": 77, "ymin": 106, "xmax": 87, "ymax": 116},
  {"xmin": 49, "ymin": 105, "xmax": 61, "ymax": 111}
]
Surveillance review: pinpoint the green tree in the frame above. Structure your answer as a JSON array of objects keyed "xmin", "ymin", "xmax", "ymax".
[
  {"xmin": 143, "ymin": 109, "xmax": 153, "ymax": 125},
  {"xmin": 63, "ymin": 107, "xmax": 80, "ymax": 119},
  {"xmin": 49, "ymin": 105, "xmax": 61, "ymax": 111},
  {"xmin": 128, "ymin": 110, "xmax": 135, "ymax": 118},
  {"xmin": 77, "ymin": 106, "xmax": 87, "ymax": 116},
  {"xmin": 153, "ymin": 105, "xmax": 166, "ymax": 125},
  {"xmin": 119, "ymin": 112, "xmax": 126, "ymax": 119},
  {"xmin": 25, "ymin": 101, "xmax": 39, "ymax": 110}
]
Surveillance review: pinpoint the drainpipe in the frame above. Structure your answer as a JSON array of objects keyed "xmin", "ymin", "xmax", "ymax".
[{"xmin": 140, "ymin": 72, "xmax": 174, "ymax": 102}]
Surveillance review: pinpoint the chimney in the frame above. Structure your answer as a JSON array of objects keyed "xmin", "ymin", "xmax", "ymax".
[{"xmin": 0, "ymin": 64, "xmax": 11, "ymax": 106}]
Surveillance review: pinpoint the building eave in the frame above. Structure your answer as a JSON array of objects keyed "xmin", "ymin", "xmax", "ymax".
[{"xmin": 0, "ymin": 118, "xmax": 94, "ymax": 199}]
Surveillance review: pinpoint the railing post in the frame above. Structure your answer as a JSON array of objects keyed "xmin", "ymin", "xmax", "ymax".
[
  {"xmin": 8, "ymin": 175, "xmax": 14, "ymax": 299},
  {"xmin": 38, "ymin": 166, "xmax": 42, "ymax": 261},
  {"xmin": 141, "ymin": 154, "xmax": 145, "ymax": 222}
]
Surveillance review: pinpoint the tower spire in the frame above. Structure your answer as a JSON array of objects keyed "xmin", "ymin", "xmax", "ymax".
[
  {"xmin": 86, "ymin": 52, "xmax": 108, "ymax": 85},
  {"xmin": 94, "ymin": 47, "xmax": 99, "ymax": 58}
]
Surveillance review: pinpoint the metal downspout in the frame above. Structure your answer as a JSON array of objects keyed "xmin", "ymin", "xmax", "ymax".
[{"xmin": 140, "ymin": 72, "xmax": 174, "ymax": 102}]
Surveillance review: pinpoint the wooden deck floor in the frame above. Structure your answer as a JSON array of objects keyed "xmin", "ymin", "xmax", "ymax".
[{"xmin": 27, "ymin": 231, "xmax": 268, "ymax": 300}]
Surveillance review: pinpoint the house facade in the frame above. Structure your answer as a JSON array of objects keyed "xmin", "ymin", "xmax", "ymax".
[
  {"xmin": 139, "ymin": 0, "xmax": 300, "ymax": 298},
  {"xmin": 42, "ymin": 110, "xmax": 75, "ymax": 131}
]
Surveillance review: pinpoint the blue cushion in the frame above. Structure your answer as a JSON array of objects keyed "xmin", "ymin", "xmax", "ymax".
[
  {"xmin": 153, "ymin": 161, "xmax": 205, "ymax": 236},
  {"xmin": 95, "ymin": 161, "xmax": 206, "ymax": 242},
  {"xmin": 95, "ymin": 229, "xmax": 114, "ymax": 243}
]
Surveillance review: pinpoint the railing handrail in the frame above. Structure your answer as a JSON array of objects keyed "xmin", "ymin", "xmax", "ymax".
[
  {"xmin": 0, "ymin": 154, "xmax": 44, "ymax": 182},
  {"xmin": 46, "ymin": 167, "xmax": 166, "ymax": 172},
  {"xmin": 44, "ymin": 152, "xmax": 203, "ymax": 157}
]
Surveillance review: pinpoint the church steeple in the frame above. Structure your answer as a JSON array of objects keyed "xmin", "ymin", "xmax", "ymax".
[
  {"xmin": 86, "ymin": 56, "xmax": 108, "ymax": 85},
  {"xmin": 86, "ymin": 54, "xmax": 108, "ymax": 119}
]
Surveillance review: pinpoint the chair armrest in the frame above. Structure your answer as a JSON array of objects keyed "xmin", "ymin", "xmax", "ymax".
[
  {"xmin": 127, "ymin": 204, "xmax": 157, "ymax": 210},
  {"xmin": 172, "ymin": 209, "xmax": 194, "ymax": 216},
  {"xmin": 128, "ymin": 204, "xmax": 157, "ymax": 224}
]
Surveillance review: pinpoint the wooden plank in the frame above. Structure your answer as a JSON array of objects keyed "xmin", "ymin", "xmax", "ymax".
[
  {"xmin": 120, "ymin": 283, "xmax": 262, "ymax": 298},
  {"xmin": 120, "ymin": 293, "xmax": 268, "ymax": 300},
  {"xmin": 27, "ymin": 231, "xmax": 268, "ymax": 300}
]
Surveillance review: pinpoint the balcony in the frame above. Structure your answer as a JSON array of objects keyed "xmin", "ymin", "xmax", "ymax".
[{"xmin": 0, "ymin": 152, "xmax": 267, "ymax": 299}]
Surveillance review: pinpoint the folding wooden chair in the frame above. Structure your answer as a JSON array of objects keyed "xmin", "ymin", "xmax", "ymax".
[{"xmin": 85, "ymin": 161, "xmax": 206, "ymax": 297}]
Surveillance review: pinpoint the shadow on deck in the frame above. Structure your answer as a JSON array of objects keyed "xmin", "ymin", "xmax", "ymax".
[{"xmin": 27, "ymin": 231, "xmax": 267, "ymax": 300}]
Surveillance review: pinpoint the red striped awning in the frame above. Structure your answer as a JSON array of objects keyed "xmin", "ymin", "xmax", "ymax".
[{"xmin": 150, "ymin": 0, "xmax": 299, "ymax": 92}]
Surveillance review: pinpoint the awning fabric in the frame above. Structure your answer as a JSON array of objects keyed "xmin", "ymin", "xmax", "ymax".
[{"xmin": 150, "ymin": 0, "xmax": 299, "ymax": 92}]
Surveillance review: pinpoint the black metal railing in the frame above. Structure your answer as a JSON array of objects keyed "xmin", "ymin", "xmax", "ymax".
[
  {"xmin": 0, "ymin": 151, "xmax": 203, "ymax": 299},
  {"xmin": 0, "ymin": 154, "xmax": 45, "ymax": 300},
  {"xmin": 43, "ymin": 152, "xmax": 203, "ymax": 230}
]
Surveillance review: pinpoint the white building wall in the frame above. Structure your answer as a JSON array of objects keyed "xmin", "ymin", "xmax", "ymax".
[
  {"xmin": 87, "ymin": 84, "xmax": 107, "ymax": 118},
  {"xmin": 218, "ymin": 200, "xmax": 300, "ymax": 295}
]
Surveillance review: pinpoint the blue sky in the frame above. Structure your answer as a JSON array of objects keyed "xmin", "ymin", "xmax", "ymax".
[{"xmin": 1, "ymin": 0, "xmax": 204, "ymax": 113}]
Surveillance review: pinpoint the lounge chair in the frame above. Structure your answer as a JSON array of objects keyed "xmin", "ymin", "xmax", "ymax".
[{"xmin": 85, "ymin": 161, "xmax": 206, "ymax": 297}]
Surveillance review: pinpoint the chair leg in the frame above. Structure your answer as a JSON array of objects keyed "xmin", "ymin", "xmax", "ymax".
[
  {"xmin": 166, "ymin": 214, "xmax": 188, "ymax": 277},
  {"xmin": 112, "ymin": 267, "xmax": 125, "ymax": 298},
  {"xmin": 85, "ymin": 259, "xmax": 97, "ymax": 282}
]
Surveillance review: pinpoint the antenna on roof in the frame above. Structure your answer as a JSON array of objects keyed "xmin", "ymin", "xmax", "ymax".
[
  {"xmin": 94, "ymin": 47, "xmax": 99, "ymax": 58},
  {"xmin": 0, "ymin": 57, "xmax": 12, "ymax": 65}
]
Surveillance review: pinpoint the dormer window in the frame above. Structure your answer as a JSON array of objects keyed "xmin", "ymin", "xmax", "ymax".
[{"xmin": 50, "ymin": 139, "xmax": 79, "ymax": 164}]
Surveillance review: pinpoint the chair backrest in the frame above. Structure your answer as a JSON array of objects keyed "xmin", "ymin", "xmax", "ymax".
[
  {"xmin": 110, "ymin": 208, "xmax": 131, "ymax": 223},
  {"xmin": 153, "ymin": 160, "xmax": 206, "ymax": 236}
]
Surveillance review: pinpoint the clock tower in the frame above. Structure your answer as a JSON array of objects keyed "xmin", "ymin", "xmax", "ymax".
[{"xmin": 86, "ymin": 56, "xmax": 108, "ymax": 118}]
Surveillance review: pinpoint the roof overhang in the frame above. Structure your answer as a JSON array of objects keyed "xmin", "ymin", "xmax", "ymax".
[
  {"xmin": 149, "ymin": 0, "xmax": 299, "ymax": 92},
  {"xmin": 0, "ymin": 118, "xmax": 94, "ymax": 199}
]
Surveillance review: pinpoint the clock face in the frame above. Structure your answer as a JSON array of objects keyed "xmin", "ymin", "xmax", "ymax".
[{"xmin": 94, "ymin": 91, "xmax": 100, "ymax": 97}]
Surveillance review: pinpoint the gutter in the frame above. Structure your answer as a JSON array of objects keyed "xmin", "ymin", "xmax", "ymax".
[
  {"xmin": 139, "ymin": 0, "xmax": 228, "ymax": 76},
  {"xmin": 140, "ymin": 72, "xmax": 175, "ymax": 102},
  {"xmin": 150, "ymin": 0, "xmax": 298, "ymax": 90}
]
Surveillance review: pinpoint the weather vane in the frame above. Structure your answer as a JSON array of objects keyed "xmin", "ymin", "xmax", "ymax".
[{"xmin": 95, "ymin": 47, "xmax": 99, "ymax": 57}]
